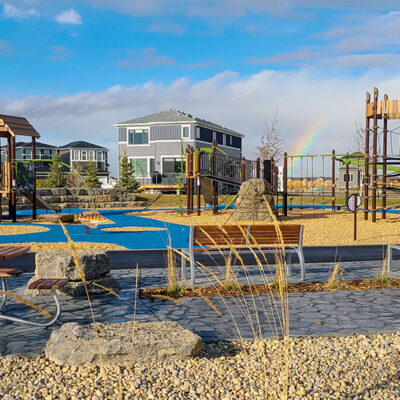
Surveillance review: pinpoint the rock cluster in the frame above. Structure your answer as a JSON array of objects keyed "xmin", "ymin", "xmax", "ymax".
[
  {"xmin": 16, "ymin": 188, "xmax": 141, "ymax": 210},
  {"xmin": 232, "ymin": 178, "xmax": 276, "ymax": 222},
  {"xmin": 0, "ymin": 332, "xmax": 400, "ymax": 399},
  {"xmin": 25, "ymin": 251, "xmax": 119, "ymax": 297},
  {"xmin": 45, "ymin": 321, "xmax": 203, "ymax": 366}
]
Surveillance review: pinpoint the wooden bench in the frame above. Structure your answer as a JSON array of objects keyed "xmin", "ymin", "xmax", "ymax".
[
  {"xmin": 181, "ymin": 224, "xmax": 305, "ymax": 285},
  {"xmin": 0, "ymin": 268, "xmax": 68, "ymax": 327},
  {"xmin": 387, "ymin": 244, "xmax": 400, "ymax": 272}
]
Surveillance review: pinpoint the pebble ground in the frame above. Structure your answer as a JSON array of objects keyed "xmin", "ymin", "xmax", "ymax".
[{"xmin": 1, "ymin": 332, "xmax": 400, "ymax": 400}]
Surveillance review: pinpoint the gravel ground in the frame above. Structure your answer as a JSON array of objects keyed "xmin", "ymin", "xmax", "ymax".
[
  {"xmin": 0, "ymin": 242, "xmax": 126, "ymax": 251},
  {"xmin": 1, "ymin": 332, "xmax": 399, "ymax": 400},
  {"xmin": 0, "ymin": 225, "xmax": 49, "ymax": 235},
  {"xmin": 138, "ymin": 209, "xmax": 400, "ymax": 246}
]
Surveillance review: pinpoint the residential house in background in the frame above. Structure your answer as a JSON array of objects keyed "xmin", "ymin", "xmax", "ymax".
[
  {"xmin": 114, "ymin": 109, "xmax": 244, "ymax": 186},
  {"xmin": 60, "ymin": 141, "xmax": 110, "ymax": 186},
  {"xmin": 2, "ymin": 140, "xmax": 110, "ymax": 186}
]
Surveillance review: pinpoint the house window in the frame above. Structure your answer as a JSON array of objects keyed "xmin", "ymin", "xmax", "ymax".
[
  {"xmin": 196, "ymin": 127, "xmax": 201, "ymax": 139},
  {"xmin": 163, "ymin": 157, "xmax": 184, "ymax": 173},
  {"xmin": 182, "ymin": 126, "xmax": 190, "ymax": 139},
  {"xmin": 128, "ymin": 129, "xmax": 149, "ymax": 145},
  {"xmin": 150, "ymin": 158, "xmax": 155, "ymax": 173},
  {"xmin": 130, "ymin": 158, "xmax": 148, "ymax": 175},
  {"xmin": 73, "ymin": 150, "xmax": 80, "ymax": 161},
  {"xmin": 89, "ymin": 150, "xmax": 96, "ymax": 161},
  {"xmin": 97, "ymin": 151, "xmax": 103, "ymax": 161},
  {"xmin": 215, "ymin": 132, "xmax": 223, "ymax": 145},
  {"xmin": 81, "ymin": 150, "xmax": 87, "ymax": 161},
  {"xmin": 343, "ymin": 174, "xmax": 354, "ymax": 182}
]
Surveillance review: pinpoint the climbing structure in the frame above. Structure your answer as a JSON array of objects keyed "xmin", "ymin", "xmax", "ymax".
[
  {"xmin": 185, "ymin": 140, "xmax": 274, "ymax": 215},
  {"xmin": 0, "ymin": 114, "xmax": 40, "ymax": 222}
]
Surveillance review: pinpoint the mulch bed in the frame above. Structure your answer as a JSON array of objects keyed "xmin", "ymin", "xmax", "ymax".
[{"xmin": 139, "ymin": 278, "xmax": 400, "ymax": 300}]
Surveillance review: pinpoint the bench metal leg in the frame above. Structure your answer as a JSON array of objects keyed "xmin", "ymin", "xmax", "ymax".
[
  {"xmin": 387, "ymin": 245, "xmax": 392, "ymax": 273},
  {"xmin": 181, "ymin": 253, "xmax": 186, "ymax": 281},
  {"xmin": 0, "ymin": 277, "xmax": 7, "ymax": 313},
  {"xmin": 286, "ymin": 253, "xmax": 292, "ymax": 277},
  {"xmin": 0, "ymin": 291, "xmax": 62, "ymax": 327},
  {"xmin": 297, "ymin": 249, "xmax": 306, "ymax": 281},
  {"xmin": 190, "ymin": 252, "xmax": 196, "ymax": 286}
]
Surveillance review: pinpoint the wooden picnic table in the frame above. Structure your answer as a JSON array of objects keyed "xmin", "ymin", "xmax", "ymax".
[{"xmin": 0, "ymin": 246, "xmax": 30, "ymax": 277}]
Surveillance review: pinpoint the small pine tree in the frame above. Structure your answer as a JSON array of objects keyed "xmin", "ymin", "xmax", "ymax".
[
  {"xmin": 118, "ymin": 153, "xmax": 139, "ymax": 192},
  {"xmin": 43, "ymin": 154, "xmax": 66, "ymax": 188},
  {"xmin": 85, "ymin": 161, "xmax": 101, "ymax": 189}
]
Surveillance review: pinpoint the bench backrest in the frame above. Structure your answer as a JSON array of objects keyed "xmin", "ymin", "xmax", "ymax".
[{"xmin": 192, "ymin": 224, "xmax": 303, "ymax": 248}]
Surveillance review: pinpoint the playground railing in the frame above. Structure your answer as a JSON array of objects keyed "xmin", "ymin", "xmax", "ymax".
[{"xmin": 135, "ymin": 172, "xmax": 187, "ymax": 186}]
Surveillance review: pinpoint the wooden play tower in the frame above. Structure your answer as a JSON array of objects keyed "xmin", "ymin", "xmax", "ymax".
[{"xmin": 0, "ymin": 114, "xmax": 40, "ymax": 222}]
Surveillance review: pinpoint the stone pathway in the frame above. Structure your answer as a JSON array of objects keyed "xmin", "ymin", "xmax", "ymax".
[{"xmin": 1, "ymin": 260, "xmax": 400, "ymax": 355}]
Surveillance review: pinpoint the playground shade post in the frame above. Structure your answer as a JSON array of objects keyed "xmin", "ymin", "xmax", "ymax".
[
  {"xmin": 382, "ymin": 93, "xmax": 388, "ymax": 219},
  {"xmin": 364, "ymin": 91, "xmax": 371, "ymax": 220},
  {"xmin": 331, "ymin": 150, "xmax": 336, "ymax": 213},
  {"xmin": 372, "ymin": 87, "xmax": 379, "ymax": 223}
]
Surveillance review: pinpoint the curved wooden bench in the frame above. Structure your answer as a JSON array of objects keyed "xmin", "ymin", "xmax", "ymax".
[{"xmin": 181, "ymin": 224, "xmax": 305, "ymax": 285}]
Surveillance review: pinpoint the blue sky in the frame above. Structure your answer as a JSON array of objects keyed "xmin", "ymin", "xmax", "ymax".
[{"xmin": 1, "ymin": 1, "xmax": 400, "ymax": 175}]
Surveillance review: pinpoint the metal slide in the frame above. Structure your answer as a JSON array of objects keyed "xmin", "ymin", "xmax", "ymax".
[{"xmin": 22, "ymin": 191, "xmax": 61, "ymax": 213}]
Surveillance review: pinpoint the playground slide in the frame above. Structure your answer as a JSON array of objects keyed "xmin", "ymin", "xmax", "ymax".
[
  {"xmin": 200, "ymin": 178, "xmax": 214, "ymax": 204},
  {"xmin": 22, "ymin": 191, "xmax": 61, "ymax": 213}
]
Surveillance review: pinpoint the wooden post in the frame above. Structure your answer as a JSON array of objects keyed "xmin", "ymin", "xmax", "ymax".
[
  {"xmin": 186, "ymin": 148, "xmax": 190, "ymax": 215},
  {"xmin": 241, "ymin": 157, "xmax": 246, "ymax": 183},
  {"xmin": 10, "ymin": 135, "xmax": 16, "ymax": 223},
  {"xmin": 345, "ymin": 154, "xmax": 349, "ymax": 208},
  {"xmin": 256, "ymin": 157, "xmax": 260, "ymax": 178},
  {"xmin": 270, "ymin": 157, "xmax": 275, "ymax": 192},
  {"xmin": 331, "ymin": 150, "xmax": 336, "ymax": 213},
  {"xmin": 382, "ymin": 93, "xmax": 388, "ymax": 219},
  {"xmin": 354, "ymin": 203, "xmax": 357, "ymax": 241},
  {"xmin": 32, "ymin": 137, "xmax": 37, "ymax": 220},
  {"xmin": 364, "ymin": 91, "xmax": 371, "ymax": 220},
  {"xmin": 372, "ymin": 87, "xmax": 378, "ymax": 222},
  {"xmin": 196, "ymin": 149, "xmax": 201, "ymax": 216},
  {"xmin": 283, "ymin": 152, "xmax": 288, "ymax": 216},
  {"xmin": 212, "ymin": 140, "xmax": 218, "ymax": 215}
]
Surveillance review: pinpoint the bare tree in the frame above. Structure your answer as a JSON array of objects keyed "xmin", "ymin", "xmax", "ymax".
[
  {"xmin": 353, "ymin": 121, "xmax": 365, "ymax": 153},
  {"xmin": 257, "ymin": 111, "xmax": 285, "ymax": 161}
]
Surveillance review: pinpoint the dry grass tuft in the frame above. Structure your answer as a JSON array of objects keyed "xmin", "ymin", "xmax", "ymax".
[{"xmin": 326, "ymin": 264, "xmax": 344, "ymax": 288}]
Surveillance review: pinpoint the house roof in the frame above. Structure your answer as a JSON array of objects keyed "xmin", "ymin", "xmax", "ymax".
[
  {"xmin": 115, "ymin": 109, "xmax": 244, "ymax": 137},
  {"xmin": 62, "ymin": 141, "xmax": 108, "ymax": 150},
  {"xmin": 0, "ymin": 114, "xmax": 40, "ymax": 138},
  {"xmin": 15, "ymin": 141, "xmax": 57, "ymax": 149}
]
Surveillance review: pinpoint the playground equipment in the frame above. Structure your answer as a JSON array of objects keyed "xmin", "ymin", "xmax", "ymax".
[
  {"xmin": 185, "ymin": 141, "xmax": 274, "ymax": 215},
  {"xmin": 282, "ymin": 152, "xmax": 365, "ymax": 216},
  {"xmin": 364, "ymin": 88, "xmax": 400, "ymax": 222},
  {"xmin": 0, "ymin": 115, "xmax": 40, "ymax": 222}
]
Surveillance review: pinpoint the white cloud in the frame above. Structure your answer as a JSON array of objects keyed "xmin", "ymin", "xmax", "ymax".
[
  {"xmin": 48, "ymin": 45, "xmax": 74, "ymax": 62},
  {"xmin": 2, "ymin": 68, "xmax": 400, "ymax": 175},
  {"xmin": 116, "ymin": 48, "xmax": 176, "ymax": 69},
  {"xmin": 55, "ymin": 9, "xmax": 82, "ymax": 25},
  {"xmin": 3, "ymin": 4, "xmax": 39, "ymax": 19},
  {"xmin": 147, "ymin": 21, "xmax": 186, "ymax": 35}
]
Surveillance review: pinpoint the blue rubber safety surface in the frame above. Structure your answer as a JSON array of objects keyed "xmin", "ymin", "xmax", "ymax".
[{"xmin": 0, "ymin": 209, "xmax": 190, "ymax": 250}]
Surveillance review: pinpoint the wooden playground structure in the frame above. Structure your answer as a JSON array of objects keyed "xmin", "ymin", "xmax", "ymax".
[
  {"xmin": 0, "ymin": 115, "xmax": 40, "ymax": 222},
  {"xmin": 185, "ymin": 140, "xmax": 274, "ymax": 216}
]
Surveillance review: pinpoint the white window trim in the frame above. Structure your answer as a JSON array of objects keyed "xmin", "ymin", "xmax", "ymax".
[
  {"xmin": 126, "ymin": 126, "xmax": 150, "ymax": 147},
  {"xmin": 127, "ymin": 156, "xmax": 155, "ymax": 174},
  {"xmin": 181, "ymin": 125, "xmax": 190, "ymax": 139},
  {"xmin": 160, "ymin": 155, "xmax": 185, "ymax": 174}
]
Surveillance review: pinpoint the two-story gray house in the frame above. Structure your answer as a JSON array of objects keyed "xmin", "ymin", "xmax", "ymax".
[{"xmin": 114, "ymin": 109, "xmax": 244, "ymax": 184}]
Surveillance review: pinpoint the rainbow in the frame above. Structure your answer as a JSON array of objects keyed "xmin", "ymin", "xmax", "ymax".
[{"xmin": 287, "ymin": 120, "xmax": 329, "ymax": 172}]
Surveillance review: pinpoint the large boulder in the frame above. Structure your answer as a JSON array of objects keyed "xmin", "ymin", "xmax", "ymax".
[
  {"xmin": 232, "ymin": 178, "xmax": 276, "ymax": 222},
  {"xmin": 45, "ymin": 321, "xmax": 203, "ymax": 366},
  {"xmin": 25, "ymin": 251, "xmax": 119, "ymax": 297}
]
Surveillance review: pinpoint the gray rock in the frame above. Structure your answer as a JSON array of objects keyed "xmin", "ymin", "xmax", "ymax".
[
  {"xmin": 45, "ymin": 321, "xmax": 203, "ymax": 366},
  {"xmin": 232, "ymin": 178, "xmax": 276, "ymax": 222},
  {"xmin": 34, "ymin": 251, "xmax": 110, "ymax": 281},
  {"xmin": 25, "ymin": 275, "xmax": 119, "ymax": 297}
]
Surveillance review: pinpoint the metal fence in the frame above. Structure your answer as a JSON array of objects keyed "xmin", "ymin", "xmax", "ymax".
[{"xmin": 134, "ymin": 172, "xmax": 186, "ymax": 186}]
